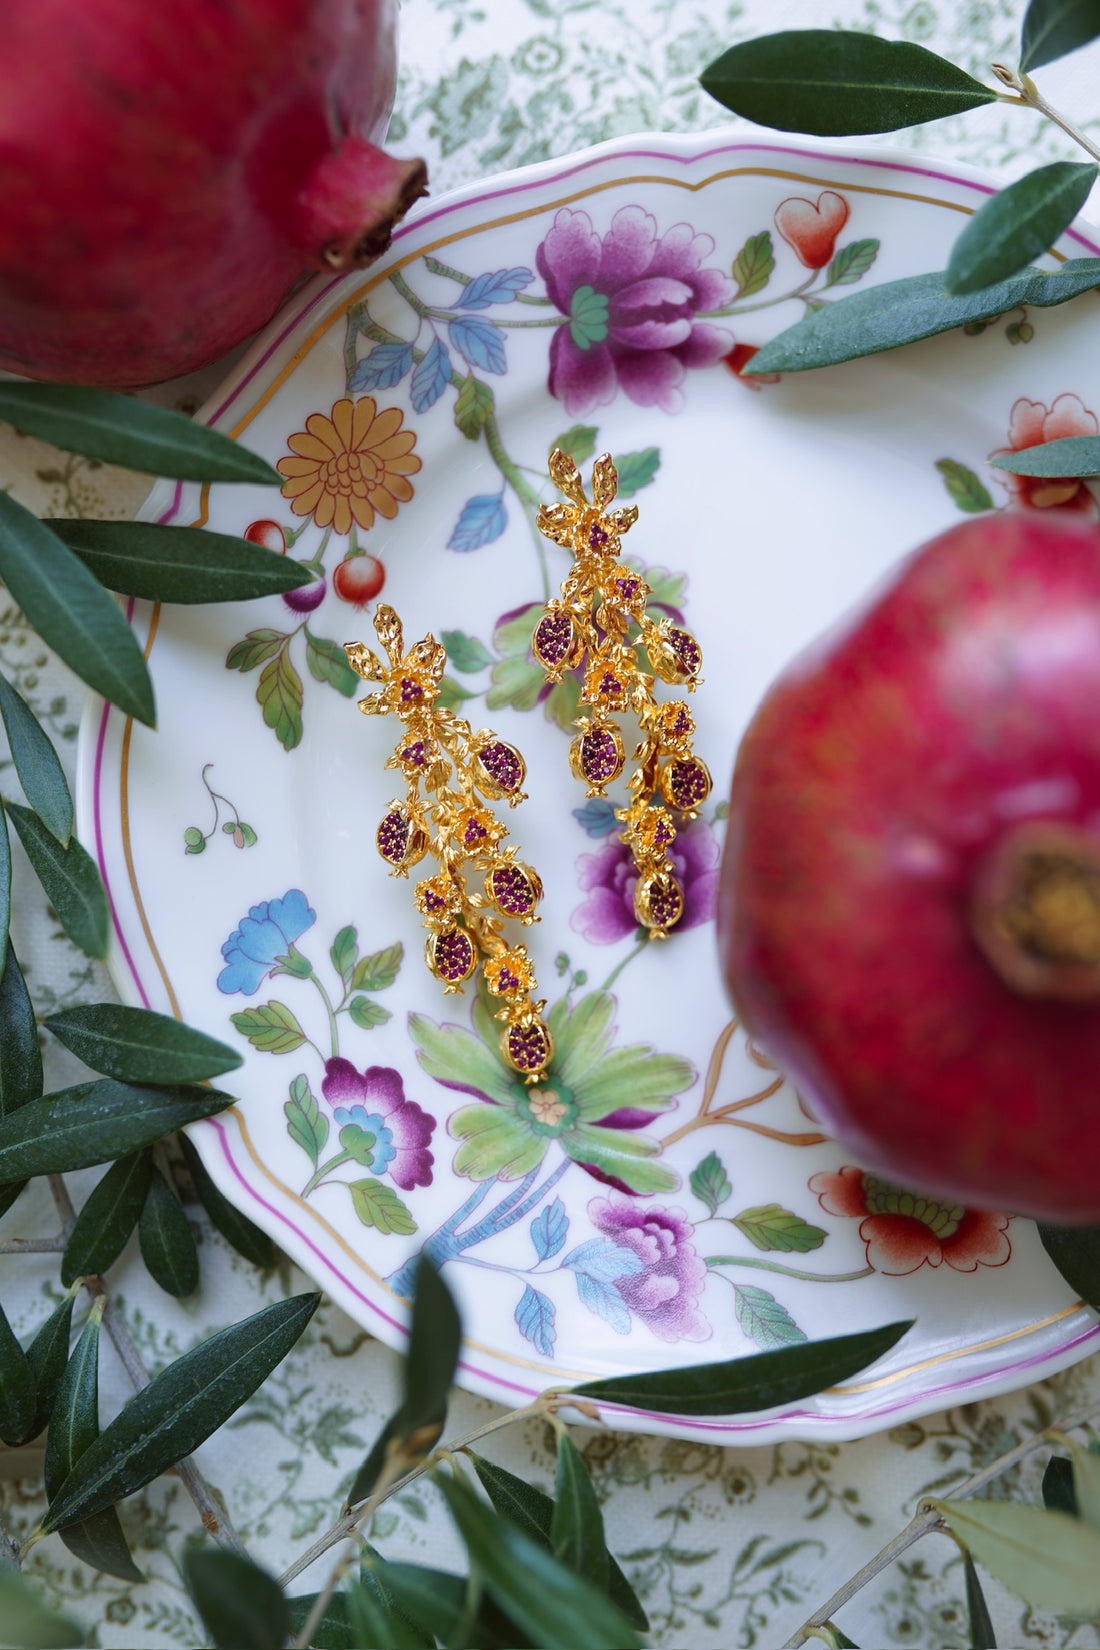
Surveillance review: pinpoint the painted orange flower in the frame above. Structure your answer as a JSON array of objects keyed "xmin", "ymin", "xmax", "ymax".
[
  {"xmin": 809, "ymin": 1166, "xmax": 1012, "ymax": 1276},
  {"xmin": 277, "ymin": 396, "xmax": 421, "ymax": 535}
]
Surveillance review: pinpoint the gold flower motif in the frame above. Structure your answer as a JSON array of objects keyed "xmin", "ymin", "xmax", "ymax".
[{"xmin": 277, "ymin": 396, "xmax": 422, "ymax": 535}]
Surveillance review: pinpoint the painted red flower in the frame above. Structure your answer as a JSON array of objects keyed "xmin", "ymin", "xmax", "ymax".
[
  {"xmin": 722, "ymin": 343, "xmax": 780, "ymax": 390},
  {"xmin": 774, "ymin": 191, "xmax": 849, "ymax": 270},
  {"xmin": 808, "ymin": 1166, "xmax": 1012, "ymax": 1276},
  {"xmin": 990, "ymin": 393, "xmax": 1099, "ymax": 513}
]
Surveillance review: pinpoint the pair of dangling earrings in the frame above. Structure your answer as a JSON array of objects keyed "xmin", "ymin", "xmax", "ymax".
[{"xmin": 343, "ymin": 449, "xmax": 711, "ymax": 1085}]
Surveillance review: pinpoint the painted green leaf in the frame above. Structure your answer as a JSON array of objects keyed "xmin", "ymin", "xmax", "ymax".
[
  {"xmin": 0, "ymin": 382, "xmax": 280, "ymax": 483},
  {"xmin": 349, "ymin": 996, "xmax": 392, "ymax": 1030},
  {"xmin": 0, "ymin": 492, "xmax": 155, "ymax": 726},
  {"xmin": 992, "ymin": 434, "xmax": 1100, "ymax": 477},
  {"xmin": 47, "ymin": 519, "xmax": 309, "ymax": 602},
  {"xmin": 41, "ymin": 1292, "xmax": 319, "ymax": 1534},
  {"xmin": 571, "ymin": 1319, "xmax": 913, "ymax": 1415},
  {"xmin": 435, "ymin": 674, "xmax": 478, "ymax": 713},
  {"xmin": 689, "ymin": 1150, "xmax": 732, "ymax": 1216},
  {"xmin": 139, "ymin": 1165, "xmax": 199, "ymax": 1297},
  {"xmin": 552, "ymin": 424, "xmax": 599, "ymax": 465},
  {"xmin": 330, "ymin": 925, "xmax": 358, "ymax": 987},
  {"xmin": 732, "ymin": 230, "xmax": 774, "ymax": 298},
  {"xmin": 285, "ymin": 1074, "xmax": 327, "ymax": 1165},
  {"xmin": 0, "ymin": 1079, "xmax": 233, "ymax": 1182},
  {"xmin": 440, "ymin": 630, "xmax": 494, "ymax": 673},
  {"xmin": 486, "ymin": 655, "xmax": 544, "ymax": 713},
  {"xmin": 453, "ymin": 373, "xmax": 495, "ymax": 440},
  {"xmin": 60, "ymin": 1151, "xmax": 152, "ymax": 1286},
  {"xmin": 4, "ymin": 801, "xmax": 109, "ymax": 958},
  {"xmin": 1021, "ymin": 0, "xmax": 1100, "ymax": 70},
  {"xmin": 1043, "ymin": 1454, "xmax": 1078, "ymax": 1516},
  {"xmin": 229, "ymin": 1000, "xmax": 306, "ymax": 1054},
  {"xmin": 305, "ymin": 631, "xmax": 358, "ymax": 696},
  {"xmin": 931, "ymin": 1498, "xmax": 1100, "ymax": 1616},
  {"xmin": 349, "ymin": 1179, "xmax": 417, "ymax": 1235},
  {"xmin": 183, "ymin": 1550, "xmax": 290, "ymax": 1650},
  {"xmin": 0, "ymin": 1299, "xmax": 36, "ymax": 1446},
  {"xmin": 23, "ymin": 1291, "xmax": 77, "ymax": 1445},
  {"xmin": 614, "ymin": 447, "xmax": 660, "ymax": 498},
  {"xmin": 552, "ymin": 1429, "xmax": 609, "ymax": 1590},
  {"xmin": 936, "ymin": 458, "xmax": 995, "ymax": 513},
  {"xmin": 946, "ymin": 162, "xmax": 1097, "ymax": 295},
  {"xmin": 699, "ymin": 30, "xmax": 998, "ymax": 134},
  {"xmin": 351, "ymin": 941, "xmax": 404, "ymax": 991},
  {"xmin": 226, "ymin": 629, "xmax": 288, "ymax": 673},
  {"xmin": 0, "ymin": 940, "xmax": 42, "ymax": 1117},
  {"xmin": 0, "ymin": 1574, "xmax": 83, "ymax": 1649},
  {"xmin": 1038, "ymin": 1221, "xmax": 1100, "ymax": 1309},
  {"xmin": 751, "ymin": 259, "xmax": 1100, "ymax": 374},
  {"xmin": 45, "ymin": 1003, "xmax": 241, "ymax": 1083},
  {"xmin": 0, "ymin": 672, "xmax": 73, "ymax": 843},
  {"xmin": 734, "ymin": 1283, "xmax": 808, "ymax": 1350},
  {"xmin": 824, "ymin": 238, "xmax": 879, "ymax": 288},
  {"xmin": 178, "ymin": 1134, "xmax": 275, "ymax": 1270},
  {"xmin": 257, "ymin": 645, "xmax": 304, "ymax": 750},
  {"xmin": 732, "ymin": 1203, "xmax": 826, "ymax": 1253},
  {"xmin": 435, "ymin": 1474, "xmax": 643, "ymax": 1649}
]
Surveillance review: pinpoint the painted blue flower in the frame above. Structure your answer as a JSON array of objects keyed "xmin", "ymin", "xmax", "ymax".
[
  {"xmin": 217, "ymin": 889, "xmax": 316, "ymax": 996},
  {"xmin": 334, "ymin": 1105, "xmax": 397, "ymax": 1176}
]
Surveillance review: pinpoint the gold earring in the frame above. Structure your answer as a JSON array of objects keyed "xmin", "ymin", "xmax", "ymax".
[
  {"xmin": 345, "ymin": 605, "xmax": 553, "ymax": 1082},
  {"xmin": 532, "ymin": 449, "xmax": 711, "ymax": 939}
]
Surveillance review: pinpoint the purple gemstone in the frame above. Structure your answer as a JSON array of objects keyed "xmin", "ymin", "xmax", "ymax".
[
  {"xmin": 588, "ymin": 523, "xmax": 609, "ymax": 550},
  {"xmin": 400, "ymin": 677, "xmax": 423, "ymax": 702},
  {"xmin": 669, "ymin": 759, "xmax": 709, "ymax": 809},
  {"xmin": 434, "ymin": 928, "xmax": 475, "ymax": 982},
  {"xmin": 507, "ymin": 1021, "xmax": 551, "ymax": 1072},
  {"xmin": 478, "ymin": 741, "xmax": 522, "ymax": 793},
  {"xmin": 669, "ymin": 628, "xmax": 702, "ymax": 675},
  {"xmin": 377, "ymin": 809, "xmax": 409, "ymax": 865},
  {"xmin": 534, "ymin": 611, "xmax": 573, "ymax": 667},
  {"xmin": 580, "ymin": 728, "xmax": 621, "ymax": 784},
  {"xmin": 401, "ymin": 741, "xmax": 427, "ymax": 766},
  {"xmin": 490, "ymin": 865, "xmax": 535, "ymax": 916}
]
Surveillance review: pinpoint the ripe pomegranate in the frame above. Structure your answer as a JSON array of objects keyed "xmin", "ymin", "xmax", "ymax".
[
  {"xmin": 719, "ymin": 509, "xmax": 1100, "ymax": 1223},
  {"xmin": 333, "ymin": 552, "xmax": 385, "ymax": 606},
  {"xmin": 244, "ymin": 520, "xmax": 287, "ymax": 553},
  {"xmin": 0, "ymin": 0, "xmax": 426, "ymax": 387}
]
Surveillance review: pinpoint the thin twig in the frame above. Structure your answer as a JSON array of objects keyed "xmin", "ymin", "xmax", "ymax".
[
  {"xmin": 783, "ymin": 1394, "xmax": 1100, "ymax": 1646},
  {"xmin": 992, "ymin": 62, "xmax": 1100, "ymax": 165},
  {"xmin": 0, "ymin": 1237, "xmax": 65, "ymax": 1254}
]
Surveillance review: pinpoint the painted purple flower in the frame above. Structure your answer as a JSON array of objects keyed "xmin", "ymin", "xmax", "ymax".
[
  {"xmin": 536, "ymin": 205, "xmax": 734, "ymax": 416},
  {"xmin": 321, "ymin": 1057, "xmax": 436, "ymax": 1190},
  {"xmin": 571, "ymin": 819, "xmax": 720, "ymax": 946},
  {"xmin": 590, "ymin": 1193, "xmax": 710, "ymax": 1343},
  {"xmin": 217, "ymin": 888, "xmax": 316, "ymax": 996}
]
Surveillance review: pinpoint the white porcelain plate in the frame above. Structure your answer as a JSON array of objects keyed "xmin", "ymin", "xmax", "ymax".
[{"xmin": 80, "ymin": 132, "xmax": 1100, "ymax": 1442}]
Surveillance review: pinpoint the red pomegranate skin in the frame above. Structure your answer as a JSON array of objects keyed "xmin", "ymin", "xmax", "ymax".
[
  {"xmin": 719, "ymin": 509, "xmax": 1100, "ymax": 1223},
  {"xmin": 0, "ymin": 0, "xmax": 426, "ymax": 387}
]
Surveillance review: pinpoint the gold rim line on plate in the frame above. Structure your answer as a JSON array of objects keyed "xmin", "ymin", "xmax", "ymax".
[{"xmin": 107, "ymin": 157, "xmax": 1086, "ymax": 1395}]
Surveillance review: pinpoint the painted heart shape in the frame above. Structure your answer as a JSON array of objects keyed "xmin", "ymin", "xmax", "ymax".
[{"xmin": 774, "ymin": 191, "xmax": 850, "ymax": 270}]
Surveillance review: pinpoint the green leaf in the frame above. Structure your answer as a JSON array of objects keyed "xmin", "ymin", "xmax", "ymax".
[
  {"xmin": 962, "ymin": 1545, "xmax": 996, "ymax": 1648},
  {"xmin": 229, "ymin": 1000, "xmax": 306, "ymax": 1054},
  {"xmin": 1038, "ymin": 1221, "xmax": 1100, "ymax": 1308},
  {"xmin": 286, "ymin": 1595, "xmax": 355, "ymax": 1649},
  {"xmin": 1044, "ymin": 1455, "xmax": 1079, "ymax": 1515},
  {"xmin": 345, "ymin": 1580, "xmax": 430, "ymax": 1650},
  {"xmin": 0, "ymin": 673, "xmax": 73, "ymax": 843},
  {"xmin": 930, "ymin": 1498, "xmax": 1100, "ymax": 1617},
  {"xmin": 330, "ymin": 925, "xmax": 358, "ymax": 988},
  {"xmin": 992, "ymin": 434, "xmax": 1100, "ymax": 477},
  {"xmin": 177, "ymin": 1134, "xmax": 274, "ymax": 1269},
  {"xmin": 226, "ymin": 629, "xmax": 288, "ymax": 673},
  {"xmin": 824, "ymin": 238, "xmax": 879, "ymax": 288},
  {"xmin": 349, "ymin": 996, "xmax": 392, "ymax": 1030},
  {"xmin": 552, "ymin": 1429, "xmax": 609, "ymax": 1589},
  {"xmin": 751, "ymin": 259, "xmax": 1100, "ymax": 374},
  {"xmin": 1069, "ymin": 1441, "xmax": 1100, "ymax": 1530},
  {"xmin": 358, "ymin": 1548, "xmax": 435, "ymax": 1650},
  {"xmin": 733, "ymin": 1282, "xmax": 807, "ymax": 1349},
  {"xmin": 614, "ymin": 447, "xmax": 660, "ymax": 498},
  {"xmin": 732, "ymin": 1203, "xmax": 827, "ymax": 1253},
  {"xmin": 699, "ymin": 30, "xmax": 998, "ymax": 134},
  {"xmin": 0, "ymin": 383, "xmax": 280, "ymax": 484},
  {"xmin": 44, "ymin": 1004, "xmax": 242, "ymax": 1084},
  {"xmin": 60, "ymin": 1151, "xmax": 152, "ymax": 1286},
  {"xmin": 0, "ymin": 1079, "xmax": 234, "ymax": 1182},
  {"xmin": 571, "ymin": 1319, "xmax": 913, "ymax": 1415},
  {"xmin": 46, "ymin": 519, "xmax": 309, "ymax": 602},
  {"xmin": 434, "ymin": 1474, "xmax": 643, "ymax": 1649},
  {"xmin": 1021, "ymin": 0, "xmax": 1100, "ymax": 70},
  {"xmin": 946, "ymin": 162, "xmax": 1097, "ymax": 295},
  {"xmin": 349, "ymin": 1179, "xmax": 416, "ymax": 1234},
  {"xmin": 4, "ymin": 802, "xmax": 109, "ymax": 958},
  {"xmin": 41, "ymin": 1291, "xmax": 319, "ymax": 1534},
  {"xmin": 0, "ymin": 493, "xmax": 155, "ymax": 725},
  {"xmin": 305, "ymin": 631, "xmax": 359, "ymax": 696},
  {"xmin": 732, "ymin": 230, "xmax": 775, "ymax": 298},
  {"xmin": 440, "ymin": 630, "xmax": 494, "ymax": 673},
  {"xmin": 0, "ymin": 1573, "xmax": 83, "ymax": 1648},
  {"xmin": 0, "ymin": 1299, "xmax": 36, "ymax": 1446},
  {"xmin": 552, "ymin": 425, "xmax": 598, "ymax": 465},
  {"xmin": 435, "ymin": 674, "xmax": 477, "ymax": 713},
  {"xmin": 352, "ymin": 942, "xmax": 404, "ymax": 992},
  {"xmin": 0, "ymin": 940, "xmax": 42, "ymax": 1117},
  {"xmin": 356, "ymin": 1563, "xmax": 519, "ymax": 1650},
  {"xmin": 936, "ymin": 458, "xmax": 995, "ymax": 513},
  {"xmin": 183, "ymin": 1550, "xmax": 291, "ymax": 1650},
  {"xmin": 471, "ymin": 1454, "xmax": 648, "ymax": 1631},
  {"xmin": 285, "ymin": 1074, "xmax": 327, "ymax": 1165},
  {"xmin": 453, "ymin": 373, "xmax": 495, "ymax": 440},
  {"xmin": 257, "ymin": 645, "xmax": 304, "ymax": 751},
  {"xmin": 139, "ymin": 1165, "xmax": 199, "ymax": 1297},
  {"xmin": 689, "ymin": 1150, "xmax": 732, "ymax": 1217}
]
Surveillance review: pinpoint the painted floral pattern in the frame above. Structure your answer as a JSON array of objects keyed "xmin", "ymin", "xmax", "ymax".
[
  {"xmin": 591, "ymin": 1193, "xmax": 710, "ymax": 1343},
  {"xmin": 774, "ymin": 191, "xmax": 851, "ymax": 269},
  {"xmin": 809, "ymin": 1166, "xmax": 1013, "ymax": 1276},
  {"xmin": 572, "ymin": 817, "xmax": 720, "ymax": 946},
  {"xmin": 277, "ymin": 396, "xmax": 422, "ymax": 535},
  {"xmin": 217, "ymin": 890, "xmax": 316, "ymax": 996},
  {"xmin": 321, "ymin": 1057, "xmax": 436, "ymax": 1191},
  {"xmin": 990, "ymin": 392, "xmax": 1099, "ymax": 513}
]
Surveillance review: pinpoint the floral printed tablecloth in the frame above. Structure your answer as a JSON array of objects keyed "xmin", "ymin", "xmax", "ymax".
[{"xmin": 4, "ymin": 1, "xmax": 1100, "ymax": 1645}]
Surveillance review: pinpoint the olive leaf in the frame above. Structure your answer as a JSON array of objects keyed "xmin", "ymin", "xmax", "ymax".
[
  {"xmin": 47, "ymin": 519, "xmax": 309, "ymax": 603},
  {"xmin": 0, "ymin": 671, "xmax": 73, "ymax": 844},
  {"xmin": 1043, "ymin": 1453, "xmax": 1078, "ymax": 1515},
  {"xmin": 44, "ymin": 1003, "xmax": 242, "ymax": 1084},
  {"xmin": 1037, "ymin": 1221, "xmax": 1100, "ymax": 1308},
  {"xmin": 39, "ymin": 1292, "xmax": 320, "ymax": 1534},
  {"xmin": 0, "ymin": 1573, "xmax": 83, "ymax": 1649},
  {"xmin": 182, "ymin": 1550, "xmax": 291, "ymax": 1650},
  {"xmin": 0, "ymin": 1298, "xmax": 36, "ymax": 1447},
  {"xmin": 991, "ymin": 434, "xmax": 1100, "ymax": 476},
  {"xmin": 962, "ymin": 1546, "xmax": 996, "ymax": 1649},
  {"xmin": 945, "ymin": 161, "xmax": 1098, "ymax": 294},
  {"xmin": 178, "ymin": 1134, "xmax": 275, "ymax": 1270},
  {"xmin": 139, "ymin": 1165, "xmax": 199, "ymax": 1298},
  {"xmin": 346, "ymin": 1579, "xmax": 431, "ymax": 1650},
  {"xmin": 570, "ymin": 1319, "xmax": 913, "ymax": 1416},
  {"xmin": 0, "ymin": 1079, "xmax": 234, "ymax": 1182},
  {"xmin": 339, "ymin": 1560, "xmax": 520, "ymax": 1650},
  {"xmin": 60, "ymin": 1152, "xmax": 152, "ymax": 1286},
  {"xmin": 0, "ymin": 941, "xmax": 42, "ymax": 1219},
  {"xmin": 552, "ymin": 1428, "xmax": 609, "ymax": 1590},
  {"xmin": 930, "ymin": 1497, "xmax": 1100, "ymax": 1617},
  {"xmin": 357, "ymin": 1546, "xmax": 435, "ymax": 1649},
  {"xmin": 0, "ymin": 808, "xmax": 11, "ymax": 982},
  {"xmin": 22, "ymin": 1288, "xmax": 78, "ymax": 1445},
  {"xmin": 4, "ymin": 802, "xmax": 109, "ymax": 958},
  {"xmin": 0, "ymin": 382, "xmax": 280, "ymax": 484},
  {"xmin": 0, "ymin": 492, "xmax": 155, "ymax": 726},
  {"xmin": 699, "ymin": 30, "xmax": 997, "ymax": 135},
  {"xmin": 1020, "ymin": 0, "xmax": 1100, "ymax": 71}
]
